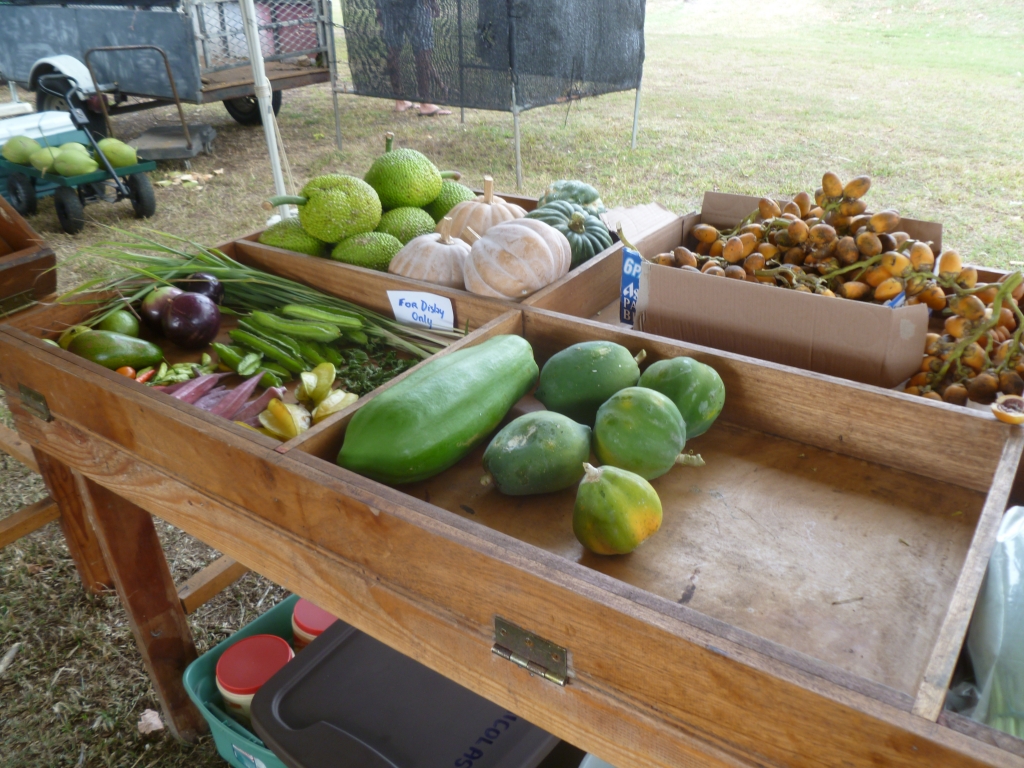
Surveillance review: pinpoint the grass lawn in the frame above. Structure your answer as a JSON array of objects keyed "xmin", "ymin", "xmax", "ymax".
[{"xmin": 1, "ymin": 0, "xmax": 1023, "ymax": 765}]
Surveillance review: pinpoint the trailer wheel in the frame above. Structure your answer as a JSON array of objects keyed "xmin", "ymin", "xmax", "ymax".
[
  {"xmin": 35, "ymin": 76, "xmax": 108, "ymax": 137},
  {"xmin": 7, "ymin": 173, "xmax": 37, "ymax": 216},
  {"xmin": 127, "ymin": 174, "xmax": 156, "ymax": 219},
  {"xmin": 54, "ymin": 187, "xmax": 86, "ymax": 235},
  {"xmin": 223, "ymin": 90, "xmax": 282, "ymax": 126}
]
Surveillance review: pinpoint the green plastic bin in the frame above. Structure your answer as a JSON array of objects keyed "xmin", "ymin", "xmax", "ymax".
[{"xmin": 183, "ymin": 595, "xmax": 298, "ymax": 768}]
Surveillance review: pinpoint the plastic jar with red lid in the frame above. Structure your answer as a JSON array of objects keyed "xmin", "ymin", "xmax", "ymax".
[
  {"xmin": 215, "ymin": 634, "xmax": 294, "ymax": 724},
  {"xmin": 291, "ymin": 598, "xmax": 338, "ymax": 651}
]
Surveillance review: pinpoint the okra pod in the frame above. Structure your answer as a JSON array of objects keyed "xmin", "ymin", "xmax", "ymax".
[
  {"xmin": 280, "ymin": 304, "xmax": 363, "ymax": 329},
  {"xmin": 250, "ymin": 310, "xmax": 342, "ymax": 342},
  {"xmin": 228, "ymin": 329, "xmax": 306, "ymax": 374}
]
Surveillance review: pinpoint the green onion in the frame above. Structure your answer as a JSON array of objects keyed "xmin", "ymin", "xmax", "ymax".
[{"xmin": 59, "ymin": 228, "xmax": 463, "ymax": 359}]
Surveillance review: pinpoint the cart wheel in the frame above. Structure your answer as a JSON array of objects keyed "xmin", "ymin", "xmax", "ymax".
[
  {"xmin": 7, "ymin": 172, "xmax": 37, "ymax": 216},
  {"xmin": 223, "ymin": 90, "xmax": 282, "ymax": 126},
  {"xmin": 127, "ymin": 174, "xmax": 156, "ymax": 219},
  {"xmin": 54, "ymin": 187, "xmax": 86, "ymax": 235}
]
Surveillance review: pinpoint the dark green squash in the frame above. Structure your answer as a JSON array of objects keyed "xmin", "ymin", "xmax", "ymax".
[
  {"xmin": 538, "ymin": 180, "xmax": 606, "ymax": 214},
  {"xmin": 526, "ymin": 201, "xmax": 613, "ymax": 269}
]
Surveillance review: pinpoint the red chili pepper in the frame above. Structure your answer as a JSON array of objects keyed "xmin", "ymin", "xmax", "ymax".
[
  {"xmin": 116, "ymin": 366, "xmax": 137, "ymax": 378},
  {"xmin": 136, "ymin": 368, "xmax": 156, "ymax": 384}
]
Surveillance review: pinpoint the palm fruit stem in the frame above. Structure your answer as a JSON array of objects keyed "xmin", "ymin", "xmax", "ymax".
[{"xmin": 267, "ymin": 195, "xmax": 307, "ymax": 207}]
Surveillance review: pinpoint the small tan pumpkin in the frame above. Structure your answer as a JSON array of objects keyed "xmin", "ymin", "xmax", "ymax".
[
  {"xmin": 388, "ymin": 217, "xmax": 470, "ymax": 289},
  {"xmin": 444, "ymin": 174, "xmax": 526, "ymax": 239},
  {"xmin": 463, "ymin": 218, "xmax": 571, "ymax": 300}
]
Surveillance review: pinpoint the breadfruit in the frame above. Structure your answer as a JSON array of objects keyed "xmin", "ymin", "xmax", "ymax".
[
  {"xmin": 375, "ymin": 207, "xmax": 436, "ymax": 245},
  {"xmin": 29, "ymin": 148, "xmax": 61, "ymax": 174},
  {"xmin": 423, "ymin": 179, "xmax": 476, "ymax": 222},
  {"xmin": 268, "ymin": 174, "xmax": 382, "ymax": 243},
  {"xmin": 259, "ymin": 217, "xmax": 326, "ymax": 257},
  {"xmin": 54, "ymin": 152, "xmax": 99, "ymax": 177},
  {"xmin": 364, "ymin": 133, "xmax": 442, "ymax": 209},
  {"xmin": 96, "ymin": 138, "xmax": 137, "ymax": 168},
  {"xmin": 330, "ymin": 232, "xmax": 403, "ymax": 271},
  {"xmin": 2, "ymin": 136, "xmax": 42, "ymax": 165}
]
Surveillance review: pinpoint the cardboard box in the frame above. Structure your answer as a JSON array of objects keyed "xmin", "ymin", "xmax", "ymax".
[{"xmin": 633, "ymin": 192, "xmax": 942, "ymax": 389}]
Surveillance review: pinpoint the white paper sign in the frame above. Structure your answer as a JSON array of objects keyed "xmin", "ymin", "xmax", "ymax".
[{"xmin": 387, "ymin": 291, "xmax": 455, "ymax": 330}]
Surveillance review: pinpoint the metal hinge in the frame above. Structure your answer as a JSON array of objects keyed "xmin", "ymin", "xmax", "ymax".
[
  {"xmin": 492, "ymin": 617, "xmax": 568, "ymax": 686},
  {"xmin": 18, "ymin": 384, "xmax": 52, "ymax": 422}
]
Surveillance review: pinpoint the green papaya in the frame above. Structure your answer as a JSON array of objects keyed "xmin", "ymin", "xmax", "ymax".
[
  {"xmin": 534, "ymin": 341, "xmax": 644, "ymax": 427},
  {"xmin": 638, "ymin": 357, "xmax": 725, "ymax": 438},
  {"xmin": 67, "ymin": 330, "xmax": 163, "ymax": 371},
  {"xmin": 593, "ymin": 387, "xmax": 686, "ymax": 480},
  {"xmin": 573, "ymin": 463, "xmax": 662, "ymax": 555},
  {"xmin": 338, "ymin": 335, "xmax": 538, "ymax": 484},
  {"xmin": 482, "ymin": 411, "xmax": 591, "ymax": 495}
]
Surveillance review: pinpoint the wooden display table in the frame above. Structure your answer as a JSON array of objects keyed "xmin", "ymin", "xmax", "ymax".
[{"xmin": 2, "ymin": 238, "xmax": 1024, "ymax": 768}]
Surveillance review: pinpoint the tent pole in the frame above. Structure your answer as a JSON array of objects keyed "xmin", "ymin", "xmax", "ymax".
[
  {"xmin": 631, "ymin": 78, "xmax": 643, "ymax": 150},
  {"xmin": 237, "ymin": 0, "xmax": 289, "ymax": 215},
  {"xmin": 327, "ymin": 0, "xmax": 343, "ymax": 151}
]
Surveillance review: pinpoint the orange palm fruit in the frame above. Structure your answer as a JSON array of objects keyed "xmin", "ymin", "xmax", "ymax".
[
  {"xmin": 783, "ymin": 247, "xmax": 806, "ymax": 265},
  {"xmin": 961, "ymin": 343, "xmax": 988, "ymax": 372},
  {"xmin": 836, "ymin": 236, "xmax": 860, "ymax": 265},
  {"xmin": 757, "ymin": 242, "xmax": 779, "ymax": 259},
  {"xmin": 924, "ymin": 333, "xmax": 942, "ymax": 355},
  {"xmin": 787, "ymin": 219, "xmax": 809, "ymax": 244},
  {"xmin": 839, "ymin": 198, "xmax": 867, "ymax": 217},
  {"xmin": 869, "ymin": 210, "xmax": 901, "ymax": 234},
  {"xmin": 874, "ymin": 277, "xmax": 904, "ymax": 302},
  {"xmin": 783, "ymin": 201, "xmax": 802, "ymax": 217},
  {"xmin": 997, "ymin": 306, "xmax": 1016, "ymax": 330},
  {"xmin": 921, "ymin": 355, "xmax": 943, "ymax": 373},
  {"xmin": 809, "ymin": 206, "xmax": 825, "ymax": 219},
  {"xmin": 809, "ymin": 224, "xmax": 837, "ymax": 247},
  {"xmin": 956, "ymin": 267, "xmax": 978, "ymax": 289},
  {"xmin": 822, "ymin": 172, "xmax": 844, "ymax": 198},
  {"xmin": 838, "ymin": 281, "xmax": 871, "ymax": 300},
  {"xmin": 651, "ymin": 253, "xmax": 676, "ymax": 267},
  {"xmin": 693, "ymin": 223, "xmax": 720, "ymax": 244},
  {"xmin": 739, "ymin": 232, "xmax": 758, "ymax": 257},
  {"xmin": 944, "ymin": 314, "xmax": 969, "ymax": 338},
  {"xmin": 818, "ymin": 288, "xmax": 836, "ymax": 297},
  {"xmin": 743, "ymin": 253, "xmax": 766, "ymax": 275},
  {"xmin": 881, "ymin": 251, "xmax": 912, "ymax": 277},
  {"xmin": 723, "ymin": 236, "xmax": 745, "ymax": 264},
  {"xmin": 908, "ymin": 372, "xmax": 931, "ymax": 388},
  {"xmin": 710, "ymin": 239, "xmax": 725, "ymax": 257},
  {"xmin": 814, "ymin": 187, "xmax": 826, "ymax": 207},
  {"xmin": 724, "ymin": 265, "xmax": 747, "ymax": 280},
  {"xmin": 905, "ymin": 273, "xmax": 930, "ymax": 297},
  {"xmin": 967, "ymin": 372, "xmax": 1000, "ymax": 404},
  {"xmin": 793, "ymin": 191, "xmax": 813, "ymax": 218},
  {"xmin": 921, "ymin": 283, "xmax": 948, "ymax": 311},
  {"xmin": 673, "ymin": 247, "xmax": 698, "ymax": 268},
  {"xmin": 856, "ymin": 231, "xmax": 883, "ymax": 258},
  {"xmin": 703, "ymin": 264, "xmax": 726, "ymax": 277},
  {"xmin": 843, "ymin": 175, "xmax": 872, "ymax": 199},
  {"xmin": 999, "ymin": 371, "xmax": 1024, "ymax": 396},
  {"xmin": 758, "ymin": 198, "xmax": 782, "ymax": 219},
  {"xmin": 904, "ymin": 385, "xmax": 922, "ymax": 396},
  {"xmin": 696, "ymin": 241, "xmax": 711, "ymax": 256},
  {"xmin": 937, "ymin": 250, "xmax": 963, "ymax": 277},
  {"xmin": 891, "ymin": 232, "xmax": 910, "ymax": 247},
  {"xmin": 943, "ymin": 383, "xmax": 969, "ymax": 406},
  {"xmin": 909, "ymin": 241, "xmax": 935, "ymax": 271},
  {"xmin": 1000, "ymin": 272, "xmax": 1024, "ymax": 301},
  {"xmin": 863, "ymin": 265, "xmax": 893, "ymax": 288},
  {"xmin": 923, "ymin": 391, "xmax": 944, "ymax": 401},
  {"xmin": 976, "ymin": 285, "xmax": 999, "ymax": 305}
]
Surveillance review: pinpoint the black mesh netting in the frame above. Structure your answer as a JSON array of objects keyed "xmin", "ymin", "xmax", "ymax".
[{"xmin": 342, "ymin": 0, "xmax": 645, "ymax": 111}]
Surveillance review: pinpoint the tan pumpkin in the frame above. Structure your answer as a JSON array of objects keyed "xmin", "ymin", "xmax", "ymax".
[
  {"xmin": 388, "ymin": 216, "xmax": 470, "ymax": 289},
  {"xmin": 462, "ymin": 218, "xmax": 571, "ymax": 300},
  {"xmin": 444, "ymin": 174, "xmax": 526, "ymax": 239}
]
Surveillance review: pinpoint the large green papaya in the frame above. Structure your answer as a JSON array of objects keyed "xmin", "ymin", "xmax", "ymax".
[
  {"xmin": 573, "ymin": 463, "xmax": 662, "ymax": 555},
  {"xmin": 593, "ymin": 387, "xmax": 686, "ymax": 480},
  {"xmin": 338, "ymin": 335, "xmax": 538, "ymax": 484},
  {"xmin": 638, "ymin": 357, "xmax": 725, "ymax": 438},
  {"xmin": 534, "ymin": 341, "xmax": 643, "ymax": 427},
  {"xmin": 482, "ymin": 411, "xmax": 591, "ymax": 495}
]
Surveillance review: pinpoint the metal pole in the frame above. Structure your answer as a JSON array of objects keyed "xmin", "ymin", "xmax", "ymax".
[
  {"xmin": 457, "ymin": 0, "xmax": 465, "ymax": 124},
  {"xmin": 512, "ymin": 85, "xmax": 522, "ymax": 191},
  {"xmin": 631, "ymin": 78, "xmax": 642, "ymax": 150},
  {"xmin": 325, "ymin": 0, "xmax": 343, "ymax": 150},
  {"xmin": 237, "ymin": 0, "xmax": 289, "ymax": 214}
]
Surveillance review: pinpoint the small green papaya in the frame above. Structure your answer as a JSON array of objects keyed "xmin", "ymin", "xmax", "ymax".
[
  {"xmin": 67, "ymin": 331, "xmax": 163, "ymax": 371},
  {"xmin": 482, "ymin": 411, "xmax": 591, "ymax": 495},
  {"xmin": 593, "ymin": 387, "xmax": 686, "ymax": 480},
  {"xmin": 534, "ymin": 341, "xmax": 644, "ymax": 427},
  {"xmin": 573, "ymin": 463, "xmax": 662, "ymax": 555},
  {"xmin": 638, "ymin": 357, "xmax": 725, "ymax": 438}
]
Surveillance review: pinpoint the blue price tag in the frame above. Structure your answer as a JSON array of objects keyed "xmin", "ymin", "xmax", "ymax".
[{"xmin": 620, "ymin": 246, "xmax": 643, "ymax": 324}]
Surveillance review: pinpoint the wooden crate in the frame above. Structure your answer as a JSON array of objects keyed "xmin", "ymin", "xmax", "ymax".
[
  {"xmin": 0, "ymin": 194, "xmax": 56, "ymax": 316},
  {"xmin": 2, "ymin": 256, "xmax": 1024, "ymax": 766}
]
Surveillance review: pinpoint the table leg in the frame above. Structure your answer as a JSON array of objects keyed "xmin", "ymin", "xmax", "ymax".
[
  {"xmin": 79, "ymin": 477, "xmax": 207, "ymax": 741},
  {"xmin": 32, "ymin": 449, "xmax": 114, "ymax": 595}
]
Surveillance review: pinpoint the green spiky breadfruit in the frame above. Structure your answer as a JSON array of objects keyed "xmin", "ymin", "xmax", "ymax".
[
  {"xmin": 330, "ymin": 232, "xmax": 403, "ymax": 271},
  {"xmin": 364, "ymin": 134, "xmax": 442, "ymax": 209},
  {"xmin": 287, "ymin": 174, "xmax": 382, "ymax": 243},
  {"xmin": 423, "ymin": 179, "xmax": 476, "ymax": 222},
  {"xmin": 375, "ymin": 207, "xmax": 436, "ymax": 245},
  {"xmin": 95, "ymin": 138, "xmax": 137, "ymax": 168},
  {"xmin": 59, "ymin": 142, "xmax": 89, "ymax": 155},
  {"xmin": 54, "ymin": 152, "xmax": 99, "ymax": 177},
  {"xmin": 29, "ymin": 148, "xmax": 61, "ymax": 174},
  {"xmin": 259, "ymin": 217, "xmax": 326, "ymax": 257},
  {"xmin": 2, "ymin": 136, "xmax": 42, "ymax": 164}
]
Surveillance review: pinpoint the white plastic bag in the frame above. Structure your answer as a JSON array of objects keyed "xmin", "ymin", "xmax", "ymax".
[{"xmin": 967, "ymin": 505, "xmax": 1024, "ymax": 737}]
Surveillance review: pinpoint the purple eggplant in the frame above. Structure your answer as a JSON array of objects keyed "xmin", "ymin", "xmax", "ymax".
[
  {"xmin": 140, "ymin": 286, "xmax": 183, "ymax": 330},
  {"xmin": 210, "ymin": 373, "xmax": 264, "ymax": 419},
  {"xmin": 234, "ymin": 386, "xmax": 287, "ymax": 426},
  {"xmin": 162, "ymin": 292, "xmax": 221, "ymax": 350},
  {"xmin": 175, "ymin": 272, "xmax": 224, "ymax": 305}
]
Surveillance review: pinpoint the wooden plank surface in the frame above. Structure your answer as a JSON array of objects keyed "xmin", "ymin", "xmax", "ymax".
[
  {"xmin": 32, "ymin": 449, "xmax": 113, "ymax": 594},
  {"xmin": 914, "ymin": 431, "xmax": 1024, "ymax": 719},
  {"xmin": 16, "ymin": 410, "xmax": 1023, "ymax": 768},
  {"xmin": 78, "ymin": 476, "xmax": 206, "ymax": 742},
  {"xmin": 177, "ymin": 555, "xmax": 248, "ymax": 615},
  {"xmin": 0, "ymin": 496, "xmax": 58, "ymax": 548},
  {"xmin": 0, "ymin": 422, "xmax": 38, "ymax": 472}
]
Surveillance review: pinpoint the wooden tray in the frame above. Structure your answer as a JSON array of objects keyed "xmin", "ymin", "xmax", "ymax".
[
  {"xmin": 3, "ymin": 254, "xmax": 1024, "ymax": 766},
  {"xmin": 0, "ymin": 194, "xmax": 56, "ymax": 316}
]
